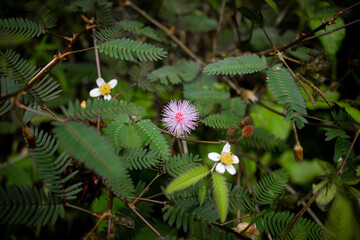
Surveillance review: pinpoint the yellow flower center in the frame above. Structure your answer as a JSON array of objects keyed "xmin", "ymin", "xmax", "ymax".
[
  {"xmin": 220, "ymin": 152, "xmax": 233, "ymax": 165},
  {"xmin": 99, "ymin": 83, "xmax": 111, "ymax": 96}
]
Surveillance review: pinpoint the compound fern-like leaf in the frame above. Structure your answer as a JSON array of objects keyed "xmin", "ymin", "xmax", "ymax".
[
  {"xmin": 0, "ymin": 18, "xmax": 45, "ymax": 38},
  {"xmin": 202, "ymin": 113, "xmax": 242, "ymax": 129},
  {"xmin": 96, "ymin": 38, "xmax": 167, "ymax": 62},
  {"xmin": 25, "ymin": 0, "xmax": 58, "ymax": 28},
  {"xmin": 0, "ymin": 185, "xmax": 64, "ymax": 226},
  {"xmin": 167, "ymin": 165, "xmax": 209, "ymax": 193},
  {"xmin": 53, "ymin": 121, "xmax": 135, "ymax": 198},
  {"xmin": 252, "ymin": 168, "xmax": 289, "ymax": 205},
  {"xmin": 162, "ymin": 153, "xmax": 202, "ymax": 177},
  {"xmin": 60, "ymin": 99, "xmax": 143, "ymax": 121},
  {"xmin": 204, "ymin": 54, "xmax": 267, "ymax": 75},
  {"xmin": 266, "ymin": 64, "xmax": 307, "ymax": 128},
  {"xmin": 211, "ymin": 173, "xmax": 229, "ymax": 223},
  {"xmin": 133, "ymin": 119, "xmax": 170, "ymax": 160},
  {"xmin": 24, "ymin": 127, "xmax": 81, "ymax": 200},
  {"xmin": 106, "ymin": 114, "xmax": 132, "ymax": 152},
  {"xmin": 119, "ymin": 147, "xmax": 160, "ymax": 170}
]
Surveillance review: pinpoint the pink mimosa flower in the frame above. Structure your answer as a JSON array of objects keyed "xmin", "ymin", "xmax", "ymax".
[{"xmin": 162, "ymin": 100, "xmax": 199, "ymax": 137}]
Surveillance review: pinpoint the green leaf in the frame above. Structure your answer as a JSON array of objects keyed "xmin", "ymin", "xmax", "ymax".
[
  {"xmin": 202, "ymin": 114, "xmax": 242, "ymax": 129},
  {"xmin": 237, "ymin": 7, "xmax": 264, "ymax": 26},
  {"xmin": 0, "ymin": 18, "xmax": 45, "ymax": 38},
  {"xmin": 53, "ymin": 121, "xmax": 135, "ymax": 198},
  {"xmin": 177, "ymin": 15, "xmax": 217, "ymax": 32},
  {"xmin": 204, "ymin": 54, "xmax": 267, "ymax": 76},
  {"xmin": 265, "ymin": 0, "xmax": 278, "ymax": 13},
  {"xmin": 211, "ymin": 173, "xmax": 229, "ymax": 223},
  {"xmin": 313, "ymin": 180, "xmax": 337, "ymax": 207},
  {"xmin": 96, "ymin": 38, "xmax": 167, "ymax": 62},
  {"xmin": 167, "ymin": 165, "xmax": 209, "ymax": 193},
  {"xmin": 198, "ymin": 187, "xmax": 206, "ymax": 206},
  {"xmin": 133, "ymin": 119, "xmax": 170, "ymax": 160},
  {"xmin": 326, "ymin": 196, "xmax": 357, "ymax": 240},
  {"xmin": 336, "ymin": 101, "xmax": 360, "ymax": 124}
]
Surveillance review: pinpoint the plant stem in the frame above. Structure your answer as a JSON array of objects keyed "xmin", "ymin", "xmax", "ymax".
[
  {"xmin": 158, "ymin": 128, "xmax": 226, "ymax": 144},
  {"xmin": 124, "ymin": 1, "xmax": 206, "ymax": 67},
  {"xmin": 113, "ymin": 82, "xmax": 138, "ymax": 99},
  {"xmin": 84, "ymin": 210, "xmax": 112, "ymax": 239},
  {"xmin": 337, "ymin": 128, "xmax": 360, "ymax": 175},
  {"xmin": 65, "ymin": 202, "xmax": 102, "ymax": 218},
  {"xmin": 132, "ymin": 172, "xmax": 162, "ymax": 205},
  {"xmin": 212, "ymin": 0, "xmax": 226, "ymax": 57}
]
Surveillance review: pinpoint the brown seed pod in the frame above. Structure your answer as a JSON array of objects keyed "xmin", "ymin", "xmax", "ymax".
[{"xmin": 242, "ymin": 125, "xmax": 253, "ymax": 138}]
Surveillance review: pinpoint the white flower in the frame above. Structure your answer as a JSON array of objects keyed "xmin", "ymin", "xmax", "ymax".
[
  {"xmin": 208, "ymin": 143, "xmax": 239, "ymax": 175},
  {"xmin": 89, "ymin": 77, "xmax": 118, "ymax": 101}
]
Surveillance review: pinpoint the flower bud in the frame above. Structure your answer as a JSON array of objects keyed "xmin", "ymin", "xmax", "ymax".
[
  {"xmin": 232, "ymin": 222, "xmax": 259, "ymax": 238},
  {"xmin": 242, "ymin": 125, "xmax": 253, "ymax": 138},
  {"xmin": 80, "ymin": 100, "xmax": 86, "ymax": 108},
  {"xmin": 242, "ymin": 90, "xmax": 258, "ymax": 103},
  {"xmin": 226, "ymin": 126, "xmax": 237, "ymax": 143},
  {"xmin": 293, "ymin": 142, "xmax": 303, "ymax": 161},
  {"xmin": 238, "ymin": 116, "xmax": 253, "ymax": 128}
]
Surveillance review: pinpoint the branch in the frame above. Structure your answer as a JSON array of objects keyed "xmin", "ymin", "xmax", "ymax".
[
  {"xmin": 123, "ymin": 1, "xmax": 206, "ymax": 67},
  {"xmin": 212, "ymin": 0, "xmax": 227, "ymax": 57}
]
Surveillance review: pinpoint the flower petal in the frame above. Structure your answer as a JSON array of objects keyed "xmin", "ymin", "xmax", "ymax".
[
  {"xmin": 103, "ymin": 94, "xmax": 112, "ymax": 101},
  {"xmin": 108, "ymin": 79, "xmax": 118, "ymax": 88},
  {"xmin": 208, "ymin": 152, "xmax": 220, "ymax": 161},
  {"xmin": 215, "ymin": 163, "xmax": 226, "ymax": 174},
  {"xmin": 221, "ymin": 143, "xmax": 231, "ymax": 153},
  {"xmin": 89, "ymin": 88, "xmax": 101, "ymax": 97},
  {"xmin": 232, "ymin": 155, "xmax": 239, "ymax": 164},
  {"xmin": 96, "ymin": 77, "xmax": 105, "ymax": 87},
  {"xmin": 226, "ymin": 165, "xmax": 236, "ymax": 175}
]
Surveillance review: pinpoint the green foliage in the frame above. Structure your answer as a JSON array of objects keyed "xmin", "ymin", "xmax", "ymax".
[
  {"xmin": 167, "ymin": 165, "xmax": 209, "ymax": 193},
  {"xmin": 204, "ymin": 54, "xmax": 267, "ymax": 75},
  {"xmin": 119, "ymin": 147, "xmax": 160, "ymax": 170},
  {"xmin": 228, "ymin": 185, "xmax": 256, "ymax": 212},
  {"xmin": 336, "ymin": 101, "xmax": 360, "ymax": 124},
  {"xmin": 148, "ymin": 61, "xmax": 199, "ymax": 85},
  {"xmin": 325, "ymin": 128, "xmax": 355, "ymax": 162},
  {"xmin": 95, "ymin": 1, "xmax": 116, "ymax": 25},
  {"xmin": 0, "ymin": 185, "xmax": 64, "ymax": 226},
  {"xmin": 106, "ymin": 114, "xmax": 132, "ymax": 152},
  {"xmin": 133, "ymin": 119, "xmax": 170, "ymax": 160},
  {"xmin": 162, "ymin": 153, "xmax": 202, "ymax": 177},
  {"xmin": 0, "ymin": 18, "xmax": 45, "ymax": 38},
  {"xmin": 93, "ymin": 24, "xmax": 125, "ymax": 42},
  {"xmin": 240, "ymin": 127, "xmax": 288, "ymax": 152},
  {"xmin": 60, "ymin": 99, "xmax": 143, "ymax": 121},
  {"xmin": 252, "ymin": 169, "xmax": 289, "ymax": 205},
  {"xmin": 266, "ymin": 65, "xmax": 308, "ymax": 128},
  {"xmin": 325, "ymin": 196, "xmax": 357, "ymax": 240},
  {"xmin": 25, "ymin": 127, "xmax": 82, "ymax": 200},
  {"xmin": 53, "ymin": 121, "xmax": 135, "ymax": 198},
  {"xmin": 211, "ymin": 173, "xmax": 229, "ymax": 223},
  {"xmin": 202, "ymin": 114, "xmax": 242, "ymax": 129},
  {"xmin": 118, "ymin": 20, "xmax": 164, "ymax": 42},
  {"xmin": 288, "ymin": 47, "xmax": 313, "ymax": 61},
  {"xmin": 96, "ymin": 38, "xmax": 167, "ymax": 62},
  {"xmin": 177, "ymin": 15, "xmax": 217, "ymax": 32},
  {"xmin": 258, "ymin": 210, "xmax": 325, "ymax": 239},
  {"xmin": 25, "ymin": 0, "xmax": 58, "ymax": 28},
  {"xmin": 0, "ymin": 101, "xmax": 11, "ymax": 116},
  {"xmin": 221, "ymin": 97, "xmax": 245, "ymax": 118}
]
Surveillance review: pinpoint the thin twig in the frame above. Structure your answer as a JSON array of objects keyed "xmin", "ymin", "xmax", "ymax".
[
  {"xmin": 113, "ymin": 82, "xmax": 138, "ymax": 99},
  {"xmin": 84, "ymin": 210, "xmax": 112, "ymax": 239},
  {"xmin": 119, "ymin": 198, "xmax": 164, "ymax": 239},
  {"xmin": 128, "ymin": 197, "xmax": 167, "ymax": 205},
  {"xmin": 65, "ymin": 202, "xmax": 102, "ymax": 218},
  {"xmin": 16, "ymin": 101, "xmax": 65, "ymax": 122},
  {"xmin": 158, "ymin": 128, "xmax": 225, "ymax": 144},
  {"xmin": 337, "ymin": 128, "xmax": 360, "ymax": 175},
  {"xmin": 212, "ymin": 0, "xmax": 227, "ymax": 57},
  {"xmin": 124, "ymin": 1, "xmax": 206, "ymax": 67},
  {"xmin": 132, "ymin": 172, "xmax": 162, "ymax": 205}
]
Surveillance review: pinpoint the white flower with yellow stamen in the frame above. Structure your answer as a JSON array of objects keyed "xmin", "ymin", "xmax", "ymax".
[
  {"xmin": 208, "ymin": 143, "xmax": 239, "ymax": 175},
  {"xmin": 89, "ymin": 77, "xmax": 117, "ymax": 101}
]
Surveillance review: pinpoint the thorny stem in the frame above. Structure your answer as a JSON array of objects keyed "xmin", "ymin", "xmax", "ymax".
[
  {"xmin": 337, "ymin": 128, "xmax": 360, "ymax": 175},
  {"xmin": 212, "ymin": 0, "xmax": 227, "ymax": 57},
  {"xmin": 16, "ymin": 100, "xmax": 65, "ymax": 122},
  {"xmin": 258, "ymin": 2, "xmax": 360, "ymax": 56},
  {"xmin": 118, "ymin": 198, "xmax": 164, "ymax": 239},
  {"xmin": 65, "ymin": 202, "xmax": 102, "ymax": 218},
  {"xmin": 132, "ymin": 172, "xmax": 162, "ymax": 205},
  {"xmin": 0, "ymin": 22, "xmax": 96, "ymax": 102},
  {"xmin": 124, "ymin": 1, "xmax": 206, "ymax": 67}
]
